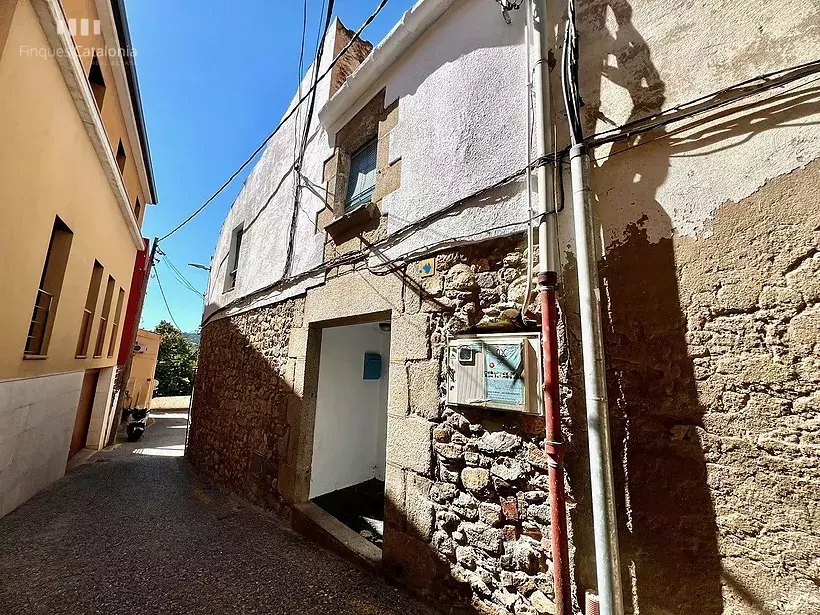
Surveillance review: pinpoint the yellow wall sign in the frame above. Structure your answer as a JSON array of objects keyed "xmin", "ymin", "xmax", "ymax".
[{"xmin": 418, "ymin": 258, "xmax": 436, "ymax": 278}]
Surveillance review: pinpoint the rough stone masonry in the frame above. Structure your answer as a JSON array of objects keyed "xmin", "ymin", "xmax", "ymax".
[{"xmin": 189, "ymin": 164, "xmax": 820, "ymax": 615}]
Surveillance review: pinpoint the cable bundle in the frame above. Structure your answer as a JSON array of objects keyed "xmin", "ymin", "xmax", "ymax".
[{"xmin": 561, "ymin": 0, "xmax": 583, "ymax": 145}]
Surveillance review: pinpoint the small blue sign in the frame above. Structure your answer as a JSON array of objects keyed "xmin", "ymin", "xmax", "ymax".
[{"xmin": 363, "ymin": 353, "xmax": 382, "ymax": 380}]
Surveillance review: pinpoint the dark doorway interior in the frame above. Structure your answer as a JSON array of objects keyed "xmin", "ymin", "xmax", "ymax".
[
  {"xmin": 69, "ymin": 369, "xmax": 99, "ymax": 459},
  {"xmin": 312, "ymin": 478, "xmax": 385, "ymax": 548}
]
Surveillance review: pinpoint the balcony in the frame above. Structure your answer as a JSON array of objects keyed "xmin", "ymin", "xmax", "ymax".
[{"xmin": 24, "ymin": 289, "xmax": 53, "ymax": 357}]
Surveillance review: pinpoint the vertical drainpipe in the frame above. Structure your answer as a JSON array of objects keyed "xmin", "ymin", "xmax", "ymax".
[
  {"xmin": 569, "ymin": 144, "xmax": 624, "ymax": 615},
  {"xmin": 529, "ymin": 0, "xmax": 571, "ymax": 613}
]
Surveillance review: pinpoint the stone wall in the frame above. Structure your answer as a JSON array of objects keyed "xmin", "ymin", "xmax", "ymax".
[
  {"xmin": 381, "ymin": 237, "xmax": 565, "ymax": 615},
  {"xmin": 187, "ymin": 298, "xmax": 304, "ymax": 518},
  {"xmin": 192, "ymin": 195, "xmax": 820, "ymax": 614},
  {"xmin": 555, "ymin": 161, "xmax": 820, "ymax": 615}
]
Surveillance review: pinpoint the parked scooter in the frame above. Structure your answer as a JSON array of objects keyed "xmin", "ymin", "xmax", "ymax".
[{"xmin": 126, "ymin": 407, "xmax": 149, "ymax": 442}]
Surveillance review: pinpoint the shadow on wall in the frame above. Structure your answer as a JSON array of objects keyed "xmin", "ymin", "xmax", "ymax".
[
  {"xmin": 569, "ymin": 1, "xmax": 820, "ymax": 614},
  {"xmin": 564, "ymin": 1, "xmax": 725, "ymax": 614},
  {"xmin": 187, "ymin": 300, "xmax": 305, "ymax": 518}
]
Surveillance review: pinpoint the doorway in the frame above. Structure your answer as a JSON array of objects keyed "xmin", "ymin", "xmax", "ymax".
[
  {"xmin": 309, "ymin": 321, "xmax": 391, "ymax": 548},
  {"xmin": 69, "ymin": 369, "xmax": 99, "ymax": 459}
]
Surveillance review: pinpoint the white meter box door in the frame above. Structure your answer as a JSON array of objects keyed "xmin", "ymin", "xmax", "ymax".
[{"xmin": 446, "ymin": 333, "xmax": 543, "ymax": 415}]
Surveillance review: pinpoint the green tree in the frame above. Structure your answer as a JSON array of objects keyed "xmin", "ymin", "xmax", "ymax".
[{"xmin": 153, "ymin": 320, "xmax": 198, "ymax": 397}]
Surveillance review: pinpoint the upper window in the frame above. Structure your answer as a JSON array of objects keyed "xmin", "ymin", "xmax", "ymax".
[
  {"xmin": 93, "ymin": 275, "xmax": 116, "ymax": 358},
  {"xmin": 116, "ymin": 140, "xmax": 127, "ymax": 174},
  {"xmin": 108, "ymin": 288, "xmax": 125, "ymax": 358},
  {"xmin": 25, "ymin": 217, "xmax": 73, "ymax": 357},
  {"xmin": 225, "ymin": 224, "xmax": 244, "ymax": 292},
  {"xmin": 89, "ymin": 52, "xmax": 106, "ymax": 110},
  {"xmin": 345, "ymin": 139, "xmax": 377, "ymax": 212},
  {"xmin": 76, "ymin": 260, "xmax": 104, "ymax": 358}
]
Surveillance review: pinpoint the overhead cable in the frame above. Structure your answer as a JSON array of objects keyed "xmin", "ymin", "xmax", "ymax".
[
  {"xmin": 153, "ymin": 270, "xmax": 182, "ymax": 329},
  {"xmin": 284, "ymin": 0, "xmax": 335, "ymax": 277},
  {"xmin": 158, "ymin": 248, "xmax": 205, "ymax": 299},
  {"xmin": 158, "ymin": 0, "xmax": 390, "ymax": 243}
]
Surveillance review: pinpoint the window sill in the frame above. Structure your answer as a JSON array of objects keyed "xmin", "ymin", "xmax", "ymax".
[
  {"xmin": 23, "ymin": 354, "xmax": 48, "ymax": 361},
  {"xmin": 324, "ymin": 202, "xmax": 378, "ymax": 241},
  {"xmin": 76, "ymin": 355, "xmax": 88, "ymax": 359}
]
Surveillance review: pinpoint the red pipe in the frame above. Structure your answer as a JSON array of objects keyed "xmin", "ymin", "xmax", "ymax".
[{"xmin": 539, "ymin": 271, "xmax": 571, "ymax": 615}]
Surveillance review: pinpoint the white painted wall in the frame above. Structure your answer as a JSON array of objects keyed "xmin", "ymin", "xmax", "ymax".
[
  {"xmin": 0, "ymin": 370, "xmax": 84, "ymax": 517},
  {"xmin": 202, "ymin": 21, "xmax": 342, "ymax": 323},
  {"xmin": 204, "ymin": 0, "xmax": 820, "ymax": 320},
  {"xmin": 375, "ymin": 328, "xmax": 391, "ymax": 481},
  {"xmin": 204, "ymin": 1, "xmax": 533, "ymax": 324},
  {"xmin": 310, "ymin": 323, "xmax": 390, "ymax": 498}
]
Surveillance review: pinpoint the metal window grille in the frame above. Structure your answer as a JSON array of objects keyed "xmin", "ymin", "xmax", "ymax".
[
  {"xmin": 76, "ymin": 308, "xmax": 93, "ymax": 357},
  {"xmin": 345, "ymin": 139, "xmax": 377, "ymax": 212},
  {"xmin": 228, "ymin": 228, "xmax": 243, "ymax": 290},
  {"xmin": 93, "ymin": 315, "xmax": 107, "ymax": 357},
  {"xmin": 24, "ymin": 289, "xmax": 53, "ymax": 356},
  {"xmin": 107, "ymin": 320, "xmax": 119, "ymax": 357}
]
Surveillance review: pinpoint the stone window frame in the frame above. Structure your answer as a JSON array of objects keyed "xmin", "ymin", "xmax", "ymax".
[{"xmin": 318, "ymin": 90, "xmax": 401, "ymax": 242}]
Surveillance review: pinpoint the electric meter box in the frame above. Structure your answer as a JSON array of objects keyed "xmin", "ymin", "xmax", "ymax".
[{"xmin": 445, "ymin": 333, "xmax": 543, "ymax": 415}]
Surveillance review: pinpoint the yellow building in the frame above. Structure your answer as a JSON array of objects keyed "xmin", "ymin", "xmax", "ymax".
[
  {"xmin": 123, "ymin": 329, "xmax": 161, "ymax": 411},
  {"xmin": 0, "ymin": 0, "xmax": 157, "ymax": 516}
]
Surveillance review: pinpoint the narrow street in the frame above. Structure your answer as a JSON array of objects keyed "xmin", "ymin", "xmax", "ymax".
[{"xmin": 0, "ymin": 411, "xmax": 434, "ymax": 615}]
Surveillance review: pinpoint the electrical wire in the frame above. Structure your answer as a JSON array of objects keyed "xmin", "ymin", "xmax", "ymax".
[
  {"xmin": 202, "ymin": 150, "xmax": 561, "ymax": 325},
  {"xmin": 290, "ymin": 0, "xmax": 309, "ymax": 186},
  {"xmin": 593, "ymin": 73, "xmax": 820, "ymax": 164},
  {"xmin": 284, "ymin": 0, "xmax": 335, "ymax": 277},
  {"xmin": 153, "ymin": 270, "xmax": 181, "ymax": 329},
  {"xmin": 158, "ymin": 249, "xmax": 205, "ymax": 300},
  {"xmin": 586, "ymin": 59, "xmax": 820, "ymax": 149},
  {"xmin": 158, "ymin": 0, "xmax": 391, "ymax": 243},
  {"xmin": 520, "ymin": 0, "xmax": 536, "ymax": 323},
  {"xmin": 561, "ymin": 0, "xmax": 583, "ymax": 145}
]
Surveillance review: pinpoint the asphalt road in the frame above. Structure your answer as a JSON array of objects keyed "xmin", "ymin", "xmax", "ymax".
[{"xmin": 0, "ymin": 411, "xmax": 434, "ymax": 615}]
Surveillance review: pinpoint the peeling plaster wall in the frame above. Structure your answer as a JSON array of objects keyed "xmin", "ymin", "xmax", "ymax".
[
  {"xmin": 555, "ymin": 2, "xmax": 820, "ymax": 613},
  {"xmin": 569, "ymin": 0, "xmax": 820, "ymax": 244}
]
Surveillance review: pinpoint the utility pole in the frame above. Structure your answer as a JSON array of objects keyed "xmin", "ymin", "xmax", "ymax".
[{"xmin": 107, "ymin": 237, "xmax": 158, "ymax": 445}]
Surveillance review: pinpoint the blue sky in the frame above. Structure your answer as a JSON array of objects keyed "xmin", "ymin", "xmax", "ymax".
[{"xmin": 131, "ymin": 0, "xmax": 418, "ymax": 333}]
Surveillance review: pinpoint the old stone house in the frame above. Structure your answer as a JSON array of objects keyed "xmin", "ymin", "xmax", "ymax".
[{"xmin": 187, "ymin": 1, "xmax": 820, "ymax": 614}]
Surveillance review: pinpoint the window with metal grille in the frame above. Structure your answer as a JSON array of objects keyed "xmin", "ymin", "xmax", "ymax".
[
  {"xmin": 345, "ymin": 139, "xmax": 377, "ymax": 212},
  {"xmin": 76, "ymin": 260, "xmax": 104, "ymax": 358},
  {"xmin": 25, "ymin": 217, "xmax": 73, "ymax": 357},
  {"xmin": 94, "ymin": 276, "xmax": 115, "ymax": 358},
  {"xmin": 224, "ymin": 224, "xmax": 243, "ymax": 292}
]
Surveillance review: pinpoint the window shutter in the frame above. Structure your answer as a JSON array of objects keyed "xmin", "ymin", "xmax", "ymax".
[{"xmin": 345, "ymin": 140, "xmax": 378, "ymax": 211}]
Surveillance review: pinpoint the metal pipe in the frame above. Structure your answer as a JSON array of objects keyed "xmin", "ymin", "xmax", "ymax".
[
  {"xmin": 569, "ymin": 144, "xmax": 624, "ymax": 615},
  {"xmin": 530, "ymin": 1, "xmax": 571, "ymax": 613},
  {"xmin": 539, "ymin": 272, "xmax": 571, "ymax": 615}
]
